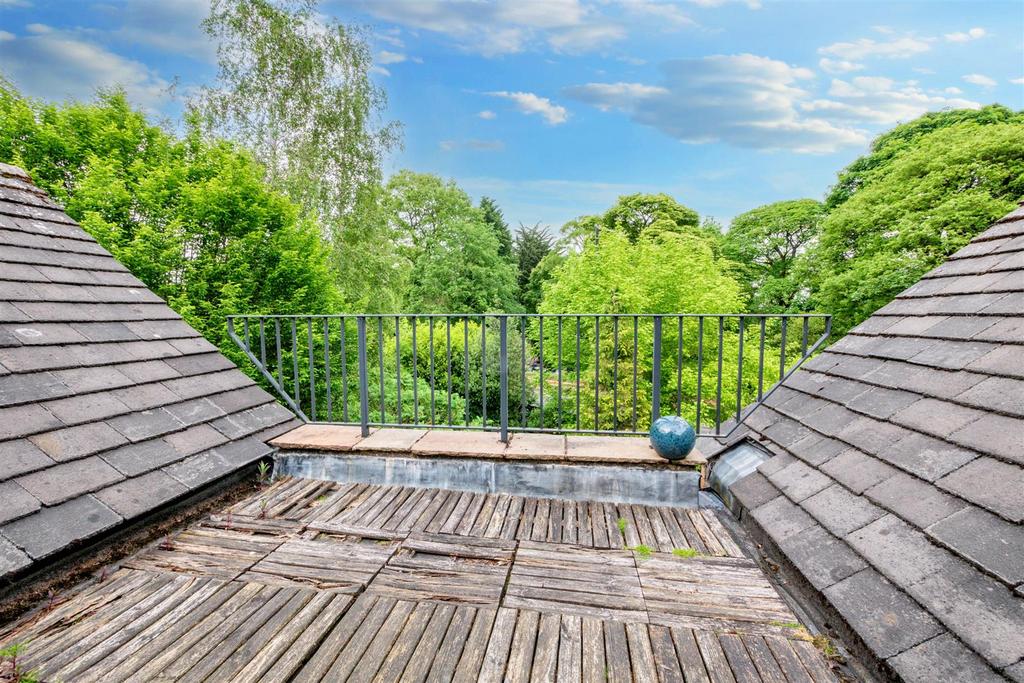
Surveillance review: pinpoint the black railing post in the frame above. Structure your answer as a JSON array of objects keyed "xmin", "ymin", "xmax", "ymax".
[
  {"xmin": 357, "ymin": 316, "xmax": 370, "ymax": 437},
  {"xmin": 651, "ymin": 315, "xmax": 662, "ymax": 422},
  {"xmin": 499, "ymin": 315, "xmax": 509, "ymax": 443}
]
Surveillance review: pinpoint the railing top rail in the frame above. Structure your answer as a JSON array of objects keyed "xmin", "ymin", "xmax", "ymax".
[{"xmin": 228, "ymin": 312, "xmax": 832, "ymax": 319}]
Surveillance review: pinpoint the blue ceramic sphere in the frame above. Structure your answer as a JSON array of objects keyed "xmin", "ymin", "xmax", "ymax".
[{"xmin": 649, "ymin": 415, "xmax": 697, "ymax": 461}]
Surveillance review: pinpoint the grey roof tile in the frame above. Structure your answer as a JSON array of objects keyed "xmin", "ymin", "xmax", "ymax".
[
  {"xmin": 107, "ymin": 408, "xmax": 184, "ymax": 442},
  {"xmin": 865, "ymin": 472, "xmax": 969, "ymax": 529},
  {"xmin": 0, "ymin": 534, "xmax": 31, "ymax": 576},
  {"xmin": 937, "ymin": 458, "xmax": 1024, "ymax": 522},
  {"xmin": 42, "ymin": 391, "xmax": 131, "ymax": 425},
  {"xmin": 765, "ymin": 460, "xmax": 833, "ymax": 502},
  {"xmin": 162, "ymin": 423, "xmax": 229, "ymax": 458},
  {"xmin": 845, "ymin": 386, "xmax": 919, "ymax": 420},
  {"xmin": 749, "ymin": 495, "xmax": 816, "ymax": 543},
  {"xmin": 728, "ymin": 471, "xmax": 781, "ymax": 511},
  {"xmin": 0, "ymin": 403, "xmax": 62, "ymax": 439},
  {"xmin": 1, "ymin": 495, "xmax": 121, "ymax": 560},
  {"xmin": 801, "ymin": 483, "xmax": 885, "ymax": 537},
  {"xmin": 163, "ymin": 397, "xmax": 225, "ymax": 426},
  {"xmin": 966, "ymin": 345, "xmax": 1024, "ymax": 379},
  {"xmin": 0, "ymin": 439, "xmax": 55, "ymax": 481},
  {"xmin": 927, "ymin": 506, "xmax": 1024, "ymax": 584},
  {"xmin": 891, "ymin": 398, "xmax": 985, "ymax": 438},
  {"xmin": 0, "ymin": 481, "xmax": 40, "ymax": 524},
  {"xmin": 835, "ymin": 417, "xmax": 913, "ymax": 456},
  {"xmin": 0, "ymin": 168, "xmax": 292, "ymax": 582},
  {"xmin": 888, "ymin": 633, "xmax": 1006, "ymax": 683},
  {"xmin": 14, "ymin": 456, "xmax": 123, "ymax": 506},
  {"xmin": 947, "ymin": 413, "xmax": 1024, "ymax": 463},
  {"xmin": 100, "ymin": 439, "xmax": 186, "ymax": 477},
  {"xmin": 95, "ymin": 470, "xmax": 187, "ymax": 519},
  {"xmin": 1006, "ymin": 661, "xmax": 1024, "ymax": 683},
  {"xmin": 164, "ymin": 436, "xmax": 271, "ymax": 489},
  {"xmin": 208, "ymin": 402, "xmax": 293, "ymax": 440},
  {"xmin": 906, "ymin": 560, "xmax": 1024, "ymax": 668},
  {"xmin": 847, "ymin": 514, "xmax": 955, "ymax": 587},
  {"xmin": 786, "ymin": 433, "xmax": 847, "ymax": 466},
  {"xmin": 820, "ymin": 449, "xmax": 898, "ymax": 494},
  {"xmin": 823, "ymin": 569, "xmax": 943, "ymax": 659},
  {"xmin": 28, "ymin": 422, "xmax": 127, "ymax": 462},
  {"xmin": 777, "ymin": 523, "xmax": 866, "ymax": 591},
  {"xmin": 879, "ymin": 432, "xmax": 978, "ymax": 482}
]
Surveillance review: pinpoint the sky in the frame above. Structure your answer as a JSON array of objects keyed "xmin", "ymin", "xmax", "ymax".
[{"xmin": 1, "ymin": 1, "xmax": 1022, "ymax": 231}]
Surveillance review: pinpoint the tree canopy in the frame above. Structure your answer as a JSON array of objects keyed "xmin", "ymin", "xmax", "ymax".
[
  {"xmin": 806, "ymin": 120, "xmax": 1024, "ymax": 334},
  {"xmin": 197, "ymin": 0, "xmax": 398, "ymax": 223},
  {"xmin": 722, "ymin": 199, "xmax": 824, "ymax": 312},
  {"xmin": 0, "ymin": 83, "xmax": 340, "ymax": 361}
]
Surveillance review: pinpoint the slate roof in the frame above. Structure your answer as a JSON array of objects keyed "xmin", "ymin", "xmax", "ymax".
[
  {"xmin": 727, "ymin": 203, "xmax": 1024, "ymax": 682},
  {"xmin": 0, "ymin": 163, "xmax": 300, "ymax": 581}
]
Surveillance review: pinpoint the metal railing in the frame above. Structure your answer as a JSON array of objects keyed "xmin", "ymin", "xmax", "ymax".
[{"xmin": 227, "ymin": 313, "xmax": 830, "ymax": 441}]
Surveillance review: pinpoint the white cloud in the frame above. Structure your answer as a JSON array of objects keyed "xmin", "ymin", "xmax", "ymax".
[
  {"xmin": 0, "ymin": 0, "xmax": 31, "ymax": 6},
  {"xmin": 487, "ymin": 91, "xmax": 569, "ymax": 125},
  {"xmin": 93, "ymin": 0, "xmax": 215, "ymax": 63},
  {"xmin": 943, "ymin": 86, "xmax": 963, "ymax": 95},
  {"xmin": 565, "ymin": 54, "xmax": 866, "ymax": 154},
  {"xmin": 1012, "ymin": 78, "xmax": 1024, "ymax": 85},
  {"xmin": 619, "ymin": 0, "xmax": 696, "ymax": 27},
  {"xmin": 369, "ymin": 65, "xmax": 390, "ymax": 77},
  {"xmin": 819, "ymin": 58, "xmax": 864, "ymax": 74},
  {"xmin": 439, "ymin": 139, "xmax": 505, "ymax": 152},
  {"xmin": 945, "ymin": 27, "xmax": 986, "ymax": 42},
  {"xmin": 478, "ymin": 110, "xmax": 497, "ymax": 120},
  {"xmin": 819, "ymin": 34, "xmax": 932, "ymax": 60},
  {"xmin": 0, "ymin": 25, "xmax": 171, "ymax": 111},
  {"xmin": 0, "ymin": 30, "xmax": 14, "ymax": 42},
  {"xmin": 685, "ymin": 0, "xmax": 761, "ymax": 7},
  {"xmin": 803, "ymin": 77, "xmax": 980, "ymax": 124},
  {"xmin": 377, "ymin": 50, "xmax": 407, "ymax": 64},
  {"xmin": 337, "ymin": 0, "xmax": 624, "ymax": 56},
  {"xmin": 963, "ymin": 73, "xmax": 997, "ymax": 87}
]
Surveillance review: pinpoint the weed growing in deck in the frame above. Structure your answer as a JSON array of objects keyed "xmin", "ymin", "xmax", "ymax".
[
  {"xmin": 671, "ymin": 548, "xmax": 700, "ymax": 559},
  {"xmin": 257, "ymin": 461, "xmax": 271, "ymax": 486},
  {"xmin": 0, "ymin": 643, "xmax": 40, "ymax": 683},
  {"xmin": 616, "ymin": 518, "xmax": 628, "ymax": 535},
  {"xmin": 628, "ymin": 544, "xmax": 653, "ymax": 558}
]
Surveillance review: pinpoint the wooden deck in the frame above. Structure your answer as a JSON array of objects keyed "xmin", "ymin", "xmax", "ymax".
[{"xmin": 0, "ymin": 478, "xmax": 839, "ymax": 682}]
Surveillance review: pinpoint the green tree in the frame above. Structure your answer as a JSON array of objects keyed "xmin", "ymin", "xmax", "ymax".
[
  {"xmin": 541, "ymin": 230, "xmax": 743, "ymax": 315},
  {"xmin": 197, "ymin": 0, "xmax": 398, "ymax": 223},
  {"xmin": 602, "ymin": 193, "xmax": 700, "ymax": 243},
  {"xmin": 723, "ymin": 199, "xmax": 824, "ymax": 312},
  {"xmin": 806, "ymin": 119, "xmax": 1024, "ymax": 334},
  {"xmin": 0, "ymin": 83, "xmax": 341, "ymax": 366},
  {"xmin": 385, "ymin": 170, "xmax": 478, "ymax": 248},
  {"xmin": 514, "ymin": 224, "xmax": 554, "ymax": 311},
  {"xmin": 406, "ymin": 219, "xmax": 519, "ymax": 313},
  {"xmin": 479, "ymin": 196, "xmax": 514, "ymax": 261},
  {"xmin": 825, "ymin": 104, "xmax": 1023, "ymax": 210},
  {"xmin": 521, "ymin": 250, "xmax": 566, "ymax": 315}
]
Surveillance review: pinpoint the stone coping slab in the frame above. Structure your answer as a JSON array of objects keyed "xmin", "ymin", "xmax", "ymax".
[{"xmin": 270, "ymin": 425, "xmax": 705, "ymax": 468}]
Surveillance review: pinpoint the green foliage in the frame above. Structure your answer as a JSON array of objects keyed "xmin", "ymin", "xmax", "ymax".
[
  {"xmin": 479, "ymin": 196, "xmax": 514, "ymax": 261},
  {"xmin": 807, "ymin": 120, "xmax": 1024, "ymax": 335},
  {"xmin": 197, "ymin": 0, "xmax": 398, "ymax": 223},
  {"xmin": 602, "ymin": 192, "xmax": 699, "ymax": 243},
  {"xmin": 521, "ymin": 250, "xmax": 566, "ymax": 315},
  {"xmin": 541, "ymin": 231, "xmax": 743, "ymax": 315},
  {"xmin": 628, "ymin": 544, "xmax": 653, "ymax": 558},
  {"xmin": 723, "ymin": 199, "xmax": 825, "ymax": 312},
  {"xmin": 407, "ymin": 219, "xmax": 519, "ymax": 313},
  {"xmin": 514, "ymin": 224, "xmax": 554, "ymax": 311},
  {"xmin": 385, "ymin": 172, "xmax": 519, "ymax": 313},
  {"xmin": 0, "ymin": 642, "xmax": 38, "ymax": 683},
  {"xmin": 671, "ymin": 548, "xmax": 700, "ymax": 559},
  {"xmin": 0, "ymin": 83, "xmax": 341, "ymax": 371},
  {"xmin": 825, "ymin": 105, "xmax": 1022, "ymax": 210}
]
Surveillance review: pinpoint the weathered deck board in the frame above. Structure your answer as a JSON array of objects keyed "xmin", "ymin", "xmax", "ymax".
[{"xmin": 0, "ymin": 478, "xmax": 839, "ymax": 682}]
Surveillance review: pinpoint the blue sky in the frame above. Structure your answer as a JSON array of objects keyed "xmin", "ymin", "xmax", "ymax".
[{"xmin": 1, "ymin": 1, "xmax": 1022, "ymax": 230}]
